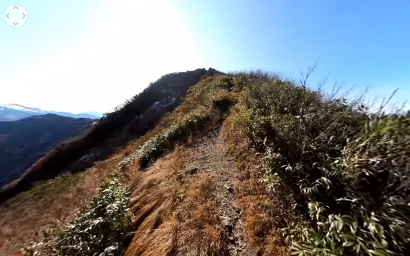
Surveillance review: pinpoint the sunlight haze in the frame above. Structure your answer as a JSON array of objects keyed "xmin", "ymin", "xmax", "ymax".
[
  {"xmin": 0, "ymin": 0, "xmax": 203, "ymax": 113},
  {"xmin": 1, "ymin": 0, "xmax": 410, "ymax": 113}
]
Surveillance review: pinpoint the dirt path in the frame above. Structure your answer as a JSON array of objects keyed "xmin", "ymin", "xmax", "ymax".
[{"xmin": 184, "ymin": 130, "xmax": 251, "ymax": 256}]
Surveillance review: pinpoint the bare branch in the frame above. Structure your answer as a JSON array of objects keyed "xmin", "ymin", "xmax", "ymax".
[
  {"xmin": 378, "ymin": 89, "xmax": 399, "ymax": 115},
  {"xmin": 299, "ymin": 61, "xmax": 318, "ymax": 89}
]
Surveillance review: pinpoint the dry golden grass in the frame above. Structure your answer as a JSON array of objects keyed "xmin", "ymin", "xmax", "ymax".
[
  {"xmin": 125, "ymin": 105, "xmax": 291, "ymax": 256},
  {"xmin": 122, "ymin": 144, "xmax": 135, "ymax": 157},
  {"xmin": 125, "ymin": 147, "xmax": 228, "ymax": 256},
  {"xmin": 3, "ymin": 76, "xmax": 231, "ymax": 255},
  {"xmin": 126, "ymin": 77, "xmax": 292, "ymax": 255},
  {"xmin": 1, "ymin": 74, "xmax": 302, "ymax": 255},
  {"xmin": 221, "ymin": 113, "xmax": 291, "ymax": 255},
  {"xmin": 0, "ymin": 153, "xmax": 124, "ymax": 256},
  {"xmin": 127, "ymin": 145, "xmax": 185, "ymax": 188},
  {"xmin": 220, "ymin": 112, "xmax": 256, "ymax": 174},
  {"xmin": 236, "ymin": 178, "xmax": 290, "ymax": 256}
]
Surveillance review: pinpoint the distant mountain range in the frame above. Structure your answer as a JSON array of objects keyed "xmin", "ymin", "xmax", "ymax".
[
  {"xmin": 0, "ymin": 114, "xmax": 94, "ymax": 187},
  {"xmin": 0, "ymin": 103, "xmax": 102, "ymax": 121}
]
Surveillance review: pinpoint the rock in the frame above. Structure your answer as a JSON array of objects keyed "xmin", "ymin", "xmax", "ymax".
[
  {"xmin": 224, "ymin": 184, "xmax": 234, "ymax": 193},
  {"xmin": 185, "ymin": 167, "xmax": 198, "ymax": 175},
  {"xmin": 220, "ymin": 216, "xmax": 232, "ymax": 227}
]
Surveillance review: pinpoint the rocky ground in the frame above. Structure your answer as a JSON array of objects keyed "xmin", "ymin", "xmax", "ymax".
[{"xmin": 184, "ymin": 129, "xmax": 254, "ymax": 256}]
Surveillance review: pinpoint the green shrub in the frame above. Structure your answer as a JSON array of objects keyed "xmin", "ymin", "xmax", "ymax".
[
  {"xmin": 137, "ymin": 76, "xmax": 236, "ymax": 168},
  {"xmin": 287, "ymin": 116, "xmax": 410, "ymax": 256},
  {"xmin": 138, "ymin": 107, "xmax": 212, "ymax": 167},
  {"xmin": 51, "ymin": 178, "xmax": 130, "ymax": 256},
  {"xmin": 234, "ymin": 71, "xmax": 410, "ymax": 255}
]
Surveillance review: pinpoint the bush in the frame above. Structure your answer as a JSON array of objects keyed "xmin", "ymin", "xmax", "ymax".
[
  {"xmin": 233, "ymin": 71, "xmax": 410, "ymax": 255},
  {"xmin": 138, "ymin": 107, "xmax": 212, "ymax": 167},
  {"xmin": 51, "ymin": 178, "xmax": 130, "ymax": 256},
  {"xmin": 137, "ymin": 75, "xmax": 236, "ymax": 168},
  {"xmin": 139, "ymin": 75, "xmax": 235, "ymax": 168}
]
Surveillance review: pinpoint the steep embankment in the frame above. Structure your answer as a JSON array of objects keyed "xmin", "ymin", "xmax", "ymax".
[
  {"xmin": 0, "ymin": 68, "xmax": 219, "ymax": 255},
  {"xmin": 3, "ymin": 71, "xmax": 410, "ymax": 256},
  {"xmin": 20, "ymin": 73, "xmax": 290, "ymax": 256},
  {"xmin": 122, "ymin": 74, "xmax": 290, "ymax": 255},
  {"xmin": 0, "ymin": 68, "xmax": 211, "ymax": 204},
  {"xmin": 124, "ymin": 73, "xmax": 410, "ymax": 256}
]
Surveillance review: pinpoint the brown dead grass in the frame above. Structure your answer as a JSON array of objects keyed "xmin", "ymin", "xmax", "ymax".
[
  {"xmin": 236, "ymin": 178, "xmax": 291, "ymax": 256},
  {"xmin": 221, "ymin": 113, "xmax": 292, "ymax": 255},
  {"xmin": 126, "ymin": 81, "xmax": 292, "ymax": 255},
  {"xmin": 127, "ymin": 76, "xmax": 235, "ymax": 151},
  {"xmin": 1, "ymin": 75, "xmax": 297, "ymax": 256},
  {"xmin": 122, "ymin": 144, "xmax": 135, "ymax": 157},
  {"xmin": 220, "ymin": 112, "xmax": 258, "ymax": 176},
  {"xmin": 125, "ymin": 146, "xmax": 228, "ymax": 256},
  {"xmin": 0, "ymin": 153, "xmax": 124, "ymax": 256},
  {"xmin": 124, "ymin": 110, "xmax": 292, "ymax": 256}
]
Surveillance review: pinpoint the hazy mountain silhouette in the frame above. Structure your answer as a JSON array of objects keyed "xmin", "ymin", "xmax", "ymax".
[
  {"xmin": 0, "ymin": 114, "xmax": 93, "ymax": 186},
  {"xmin": 0, "ymin": 104, "xmax": 101, "ymax": 121}
]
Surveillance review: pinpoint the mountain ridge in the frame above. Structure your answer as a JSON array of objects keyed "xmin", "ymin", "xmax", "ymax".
[
  {"xmin": 0, "ymin": 103, "xmax": 102, "ymax": 121},
  {"xmin": 2, "ymin": 68, "xmax": 408, "ymax": 256},
  {"xmin": 0, "ymin": 114, "xmax": 94, "ymax": 187},
  {"xmin": 0, "ymin": 68, "xmax": 213, "ymax": 203}
]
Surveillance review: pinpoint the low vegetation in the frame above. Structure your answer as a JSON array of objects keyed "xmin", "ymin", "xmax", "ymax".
[
  {"xmin": 3, "ymin": 68, "xmax": 409, "ymax": 256},
  {"xmin": 138, "ymin": 107, "xmax": 212, "ymax": 167},
  {"xmin": 0, "ymin": 162, "xmax": 115, "ymax": 256},
  {"xmin": 53, "ymin": 178, "xmax": 130, "ymax": 255},
  {"xmin": 135, "ymin": 74, "xmax": 235, "ymax": 168},
  {"xmin": 24, "ymin": 177, "xmax": 130, "ymax": 256},
  {"xmin": 230, "ymin": 71, "xmax": 410, "ymax": 255},
  {"xmin": 126, "ymin": 159, "xmax": 226, "ymax": 255},
  {"xmin": 0, "ymin": 69, "xmax": 209, "ymax": 204}
]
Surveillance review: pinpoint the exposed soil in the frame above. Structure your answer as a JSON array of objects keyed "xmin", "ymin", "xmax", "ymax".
[
  {"xmin": 1, "ymin": 129, "xmax": 271, "ymax": 256},
  {"xmin": 184, "ymin": 129, "xmax": 254, "ymax": 256}
]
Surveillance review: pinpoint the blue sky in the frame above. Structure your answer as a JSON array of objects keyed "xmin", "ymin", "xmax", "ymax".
[
  {"xmin": 176, "ymin": 0, "xmax": 410, "ymax": 103},
  {"xmin": 1, "ymin": 0, "xmax": 409, "ymax": 113}
]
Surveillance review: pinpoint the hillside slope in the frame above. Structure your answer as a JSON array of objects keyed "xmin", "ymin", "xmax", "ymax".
[
  {"xmin": 0, "ymin": 114, "xmax": 93, "ymax": 187},
  {"xmin": 0, "ymin": 68, "xmax": 213, "ymax": 204},
  {"xmin": 2, "ymin": 70, "xmax": 410, "ymax": 256}
]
